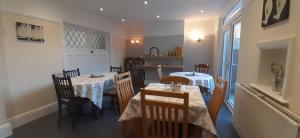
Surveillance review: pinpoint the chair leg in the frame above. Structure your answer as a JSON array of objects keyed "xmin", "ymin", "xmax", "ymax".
[
  {"xmin": 71, "ymin": 105, "xmax": 77, "ymax": 130},
  {"xmin": 121, "ymin": 121, "xmax": 126, "ymax": 137},
  {"xmin": 111, "ymin": 97, "xmax": 115, "ymax": 109},
  {"xmin": 116, "ymin": 98, "xmax": 120, "ymax": 115},
  {"xmin": 57, "ymin": 104, "xmax": 62, "ymax": 126}
]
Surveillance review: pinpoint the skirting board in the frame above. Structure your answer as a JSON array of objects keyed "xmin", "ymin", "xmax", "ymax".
[
  {"xmin": 0, "ymin": 123, "xmax": 12, "ymax": 138},
  {"xmin": 8, "ymin": 102, "xmax": 58, "ymax": 129},
  {"xmin": 232, "ymin": 118, "xmax": 245, "ymax": 138}
]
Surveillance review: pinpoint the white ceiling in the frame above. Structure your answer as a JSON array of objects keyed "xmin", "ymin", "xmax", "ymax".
[{"xmin": 63, "ymin": 0, "xmax": 229, "ymax": 22}]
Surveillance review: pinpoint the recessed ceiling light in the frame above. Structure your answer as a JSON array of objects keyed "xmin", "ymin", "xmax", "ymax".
[
  {"xmin": 121, "ymin": 18, "xmax": 126, "ymax": 22},
  {"xmin": 98, "ymin": 8, "xmax": 104, "ymax": 11},
  {"xmin": 144, "ymin": 1, "xmax": 148, "ymax": 5},
  {"xmin": 201, "ymin": 10, "xmax": 204, "ymax": 13},
  {"xmin": 156, "ymin": 15, "xmax": 160, "ymax": 19}
]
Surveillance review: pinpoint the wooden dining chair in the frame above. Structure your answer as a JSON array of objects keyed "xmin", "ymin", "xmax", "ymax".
[
  {"xmin": 141, "ymin": 89, "xmax": 189, "ymax": 138},
  {"xmin": 115, "ymin": 72, "xmax": 135, "ymax": 136},
  {"xmin": 63, "ymin": 68, "xmax": 80, "ymax": 78},
  {"xmin": 52, "ymin": 74, "xmax": 95, "ymax": 129},
  {"xmin": 160, "ymin": 76, "xmax": 190, "ymax": 85},
  {"xmin": 131, "ymin": 68, "xmax": 145, "ymax": 93},
  {"xmin": 195, "ymin": 64, "xmax": 210, "ymax": 74},
  {"xmin": 195, "ymin": 64, "xmax": 211, "ymax": 95},
  {"xmin": 103, "ymin": 66, "xmax": 122, "ymax": 109},
  {"xmin": 208, "ymin": 77, "xmax": 228, "ymax": 126},
  {"xmin": 110, "ymin": 66, "xmax": 122, "ymax": 74},
  {"xmin": 157, "ymin": 64, "xmax": 163, "ymax": 81}
]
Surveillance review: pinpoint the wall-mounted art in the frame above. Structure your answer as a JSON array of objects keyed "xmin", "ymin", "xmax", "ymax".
[
  {"xmin": 16, "ymin": 22, "xmax": 45, "ymax": 42},
  {"xmin": 262, "ymin": 0, "xmax": 290, "ymax": 27}
]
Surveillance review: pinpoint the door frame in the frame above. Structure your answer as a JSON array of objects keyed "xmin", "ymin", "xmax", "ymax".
[{"xmin": 219, "ymin": 14, "xmax": 242, "ymax": 113}]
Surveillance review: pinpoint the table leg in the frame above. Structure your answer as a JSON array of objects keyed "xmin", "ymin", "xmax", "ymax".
[
  {"xmin": 194, "ymin": 125, "xmax": 203, "ymax": 138},
  {"xmin": 134, "ymin": 118, "xmax": 142, "ymax": 138}
]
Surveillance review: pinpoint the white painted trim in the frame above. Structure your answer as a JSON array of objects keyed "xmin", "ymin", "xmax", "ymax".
[
  {"xmin": 0, "ymin": 10, "xmax": 61, "ymax": 24},
  {"xmin": 0, "ymin": 123, "xmax": 12, "ymax": 138},
  {"xmin": 8, "ymin": 102, "xmax": 58, "ymax": 129},
  {"xmin": 232, "ymin": 118, "xmax": 245, "ymax": 138}
]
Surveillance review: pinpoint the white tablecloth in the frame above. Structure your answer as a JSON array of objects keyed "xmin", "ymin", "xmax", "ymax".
[
  {"xmin": 71, "ymin": 72, "xmax": 116, "ymax": 109},
  {"xmin": 170, "ymin": 72, "xmax": 215, "ymax": 90},
  {"xmin": 119, "ymin": 83, "xmax": 217, "ymax": 136}
]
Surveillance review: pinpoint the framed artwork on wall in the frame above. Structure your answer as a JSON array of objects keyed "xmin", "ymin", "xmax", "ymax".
[
  {"xmin": 16, "ymin": 22, "xmax": 45, "ymax": 42},
  {"xmin": 262, "ymin": 0, "xmax": 290, "ymax": 27}
]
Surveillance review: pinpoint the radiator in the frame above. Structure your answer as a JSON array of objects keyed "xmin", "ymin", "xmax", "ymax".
[{"xmin": 232, "ymin": 84, "xmax": 300, "ymax": 138}]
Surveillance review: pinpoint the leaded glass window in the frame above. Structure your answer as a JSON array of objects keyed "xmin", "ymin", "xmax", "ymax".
[
  {"xmin": 64, "ymin": 24, "xmax": 107, "ymax": 49},
  {"xmin": 89, "ymin": 32, "xmax": 106, "ymax": 49}
]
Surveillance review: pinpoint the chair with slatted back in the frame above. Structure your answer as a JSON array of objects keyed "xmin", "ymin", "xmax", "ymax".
[
  {"xmin": 115, "ymin": 72, "xmax": 135, "ymax": 136},
  {"xmin": 141, "ymin": 89, "xmax": 189, "ymax": 138},
  {"xmin": 208, "ymin": 77, "xmax": 228, "ymax": 126},
  {"xmin": 160, "ymin": 76, "xmax": 190, "ymax": 85},
  {"xmin": 131, "ymin": 68, "xmax": 145, "ymax": 93},
  {"xmin": 63, "ymin": 68, "xmax": 80, "ymax": 78},
  {"xmin": 195, "ymin": 64, "xmax": 211, "ymax": 95},
  {"xmin": 52, "ymin": 74, "xmax": 95, "ymax": 129},
  {"xmin": 103, "ymin": 66, "xmax": 122, "ymax": 109},
  {"xmin": 157, "ymin": 64, "xmax": 163, "ymax": 81},
  {"xmin": 110, "ymin": 66, "xmax": 122, "ymax": 74},
  {"xmin": 195, "ymin": 64, "xmax": 210, "ymax": 74}
]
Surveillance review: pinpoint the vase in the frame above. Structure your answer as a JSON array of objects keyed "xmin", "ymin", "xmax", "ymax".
[{"xmin": 272, "ymin": 75, "xmax": 283, "ymax": 92}]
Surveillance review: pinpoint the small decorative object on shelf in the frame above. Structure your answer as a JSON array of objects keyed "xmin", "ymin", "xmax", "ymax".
[
  {"xmin": 149, "ymin": 47, "xmax": 159, "ymax": 56},
  {"xmin": 271, "ymin": 63, "xmax": 284, "ymax": 92},
  {"xmin": 167, "ymin": 47, "xmax": 183, "ymax": 57}
]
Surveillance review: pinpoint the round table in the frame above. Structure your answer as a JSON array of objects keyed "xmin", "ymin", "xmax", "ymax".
[
  {"xmin": 71, "ymin": 72, "xmax": 116, "ymax": 109},
  {"xmin": 169, "ymin": 72, "xmax": 215, "ymax": 90}
]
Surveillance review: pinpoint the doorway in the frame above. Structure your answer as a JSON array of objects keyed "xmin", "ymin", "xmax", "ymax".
[{"xmin": 219, "ymin": 0, "xmax": 242, "ymax": 109}]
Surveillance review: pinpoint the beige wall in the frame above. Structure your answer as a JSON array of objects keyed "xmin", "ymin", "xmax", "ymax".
[
  {"xmin": 183, "ymin": 19, "xmax": 218, "ymax": 72},
  {"xmin": 238, "ymin": 0, "xmax": 300, "ymax": 115},
  {"xmin": 1, "ymin": 12, "xmax": 63, "ymax": 117},
  {"xmin": 0, "ymin": 9, "xmax": 9, "ymax": 126},
  {"xmin": 126, "ymin": 19, "xmax": 219, "ymax": 74},
  {"xmin": 1, "ymin": 0, "xmax": 127, "ymax": 67},
  {"xmin": 110, "ymin": 35, "xmax": 127, "ymax": 67},
  {"xmin": 127, "ymin": 39, "xmax": 144, "ymax": 57},
  {"xmin": 0, "ymin": 0, "xmax": 127, "ymax": 125}
]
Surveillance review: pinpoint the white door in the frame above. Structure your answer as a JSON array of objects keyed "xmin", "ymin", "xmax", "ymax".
[
  {"xmin": 219, "ymin": 0, "xmax": 242, "ymax": 109},
  {"xmin": 63, "ymin": 24, "xmax": 110, "ymax": 74}
]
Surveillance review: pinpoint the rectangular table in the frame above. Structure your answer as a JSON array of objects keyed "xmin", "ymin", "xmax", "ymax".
[
  {"xmin": 71, "ymin": 72, "xmax": 116, "ymax": 109},
  {"xmin": 119, "ymin": 83, "xmax": 217, "ymax": 137}
]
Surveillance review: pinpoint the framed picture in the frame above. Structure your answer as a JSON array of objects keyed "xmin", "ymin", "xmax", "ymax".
[
  {"xmin": 16, "ymin": 22, "xmax": 45, "ymax": 42},
  {"xmin": 262, "ymin": 0, "xmax": 290, "ymax": 27}
]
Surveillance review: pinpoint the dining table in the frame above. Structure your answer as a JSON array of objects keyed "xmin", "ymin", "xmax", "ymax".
[
  {"xmin": 71, "ymin": 72, "xmax": 117, "ymax": 109},
  {"xmin": 169, "ymin": 72, "xmax": 215, "ymax": 90},
  {"xmin": 119, "ymin": 83, "xmax": 217, "ymax": 138}
]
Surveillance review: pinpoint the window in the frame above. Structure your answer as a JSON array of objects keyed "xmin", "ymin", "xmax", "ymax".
[
  {"xmin": 223, "ymin": 0, "xmax": 243, "ymax": 25},
  {"xmin": 64, "ymin": 24, "xmax": 107, "ymax": 49}
]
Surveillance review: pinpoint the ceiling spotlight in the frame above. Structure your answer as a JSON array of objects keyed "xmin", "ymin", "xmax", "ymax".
[
  {"xmin": 201, "ymin": 10, "xmax": 204, "ymax": 13},
  {"xmin": 98, "ymin": 8, "xmax": 104, "ymax": 11},
  {"xmin": 156, "ymin": 15, "xmax": 160, "ymax": 19},
  {"xmin": 121, "ymin": 18, "xmax": 126, "ymax": 22},
  {"xmin": 144, "ymin": 1, "xmax": 148, "ymax": 5}
]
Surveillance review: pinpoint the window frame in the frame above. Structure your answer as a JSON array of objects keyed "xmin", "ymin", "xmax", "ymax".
[{"xmin": 64, "ymin": 23, "xmax": 109, "ymax": 50}]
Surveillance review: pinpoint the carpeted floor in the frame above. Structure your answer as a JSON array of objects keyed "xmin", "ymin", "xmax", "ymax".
[{"xmin": 8, "ymin": 95, "xmax": 239, "ymax": 138}]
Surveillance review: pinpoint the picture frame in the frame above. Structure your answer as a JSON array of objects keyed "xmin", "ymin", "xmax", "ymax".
[
  {"xmin": 262, "ymin": 0, "xmax": 290, "ymax": 27},
  {"xmin": 16, "ymin": 22, "xmax": 45, "ymax": 42}
]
